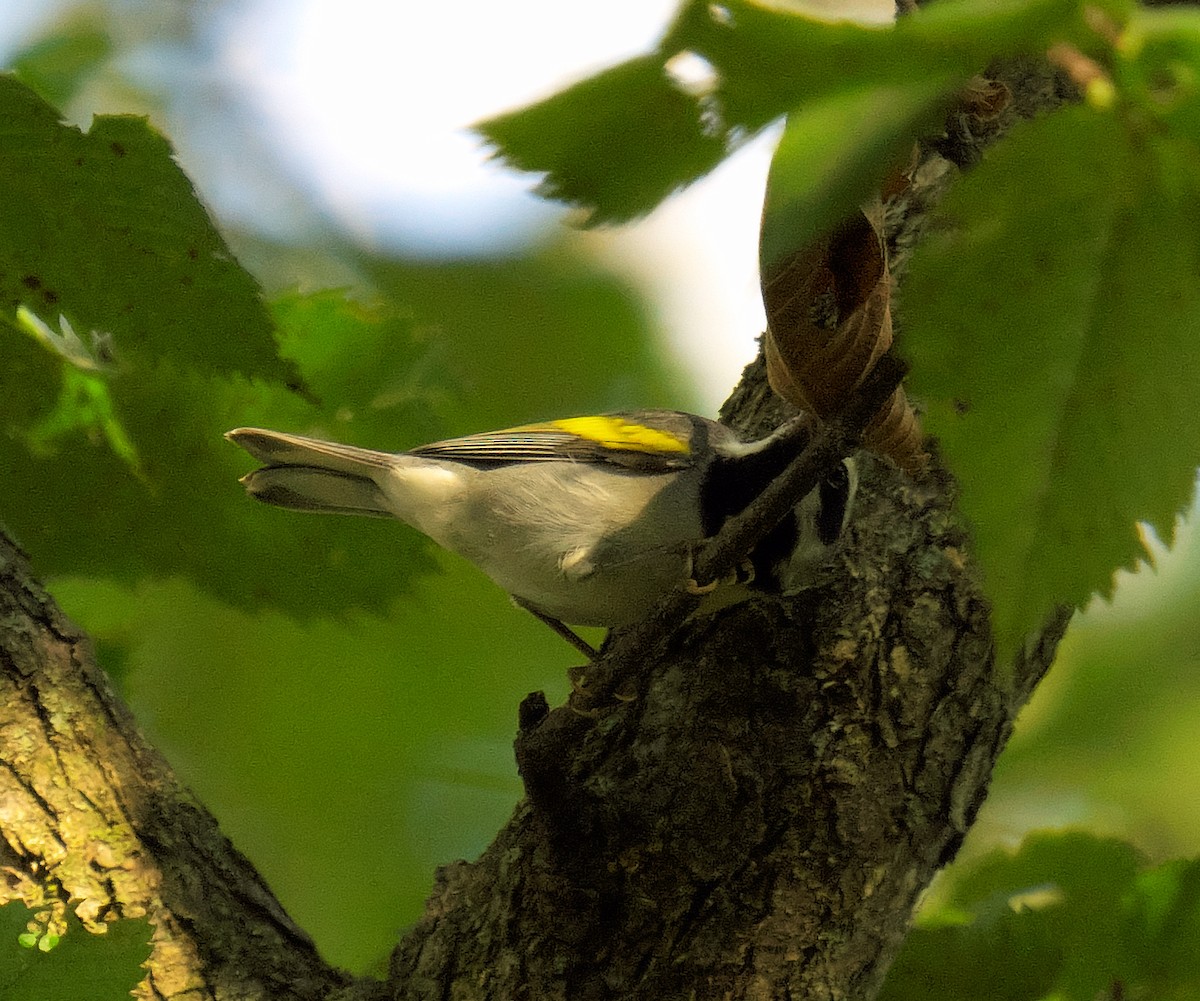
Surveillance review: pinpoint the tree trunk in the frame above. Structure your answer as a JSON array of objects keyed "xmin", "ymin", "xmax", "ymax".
[{"xmin": 387, "ymin": 439, "xmax": 1070, "ymax": 1000}]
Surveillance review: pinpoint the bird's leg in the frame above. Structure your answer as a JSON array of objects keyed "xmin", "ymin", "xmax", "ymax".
[
  {"xmin": 685, "ymin": 546, "xmax": 755, "ymax": 593},
  {"xmin": 684, "ymin": 546, "xmax": 721, "ymax": 594},
  {"xmin": 514, "ymin": 599, "xmax": 600, "ymax": 660}
]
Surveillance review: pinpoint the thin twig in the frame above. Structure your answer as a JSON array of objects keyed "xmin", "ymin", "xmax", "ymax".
[{"xmin": 695, "ymin": 353, "xmax": 908, "ymax": 589}]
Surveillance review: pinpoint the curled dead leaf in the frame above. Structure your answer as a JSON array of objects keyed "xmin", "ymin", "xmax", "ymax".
[
  {"xmin": 762, "ymin": 197, "xmax": 926, "ymax": 472},
  {"xmin": 864, "ymin": 383, "xmax": 926, "ymax": 473}
]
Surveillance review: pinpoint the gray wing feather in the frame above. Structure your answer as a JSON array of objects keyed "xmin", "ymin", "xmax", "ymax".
[
  {"xmin": 240, "ymin": 465, "xmax": 394, "ymax": 517},
  {"xmin": 411, "ymin": 430, "xmax": 593, "ymax": 462},
  {"xmin": 227, "ymin": 427, "xmax": 398, "ymax": 474},
  {"xmin": 411, "ymin": 428, "xmax": 693, "ymax": 471}
]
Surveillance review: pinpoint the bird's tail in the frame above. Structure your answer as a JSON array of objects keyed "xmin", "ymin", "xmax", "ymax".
[{"xmin": 226, "ymin": 427, "xmax": 397, "ymax": 517}]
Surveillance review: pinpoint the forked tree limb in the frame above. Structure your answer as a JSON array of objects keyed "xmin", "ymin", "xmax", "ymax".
[
  {"xmin": 389, "ymin": 432, "xmax": 1070, "ymax": 1000},
  {"xmin": 0, "ymin": 534, "xmax": 371, "ymax": 1001}
]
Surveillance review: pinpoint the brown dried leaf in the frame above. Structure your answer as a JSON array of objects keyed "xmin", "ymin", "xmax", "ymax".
[
  {"xmin": 763, "ymin": 209, "xmax": 886, "ymax": 411},
  {"xmin": 865, "ymin": 384, "xmax": 927, "ymax": 472},
  {"xmin": 762, "ymin": 196, "xmax": 926, "ymax": 472}
]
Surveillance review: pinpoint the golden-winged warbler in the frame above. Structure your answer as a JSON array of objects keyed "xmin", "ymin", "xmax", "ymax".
[{"xmin": 227, "ymin": 411, "xmax": 855, "ymax": 642}]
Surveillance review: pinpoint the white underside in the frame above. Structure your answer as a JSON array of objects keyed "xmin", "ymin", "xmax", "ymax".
[{"xmin": 377, "ymin": 457, "xmax": 701, "ymax": 626}]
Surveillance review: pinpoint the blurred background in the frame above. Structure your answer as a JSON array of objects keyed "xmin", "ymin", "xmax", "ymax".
[{"xmin": 2, "ymin": 0, "xmax": 1198, "ymax": 976}]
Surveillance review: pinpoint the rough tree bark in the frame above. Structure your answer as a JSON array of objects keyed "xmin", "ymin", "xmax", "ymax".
[
  {"xmin": 387, "ymin": 442, "xmax": 1070, "ymax": 1001},
  {"xmin": 0, "ymin": 57, "xmax": 1073, "ymax": 1001},
  {"xmin": 0, "ymin": 532, "xmax": 368, "ymax": 1001}
]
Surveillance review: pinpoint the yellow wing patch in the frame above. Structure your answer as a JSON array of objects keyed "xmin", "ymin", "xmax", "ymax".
[{"xmin": 543, "ymin": 416, "xmax": 690, "ymax": 455}]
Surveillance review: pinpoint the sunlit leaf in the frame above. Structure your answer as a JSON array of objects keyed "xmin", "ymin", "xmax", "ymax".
[
  {"xmin": 0, "ymin": 902, "xmax": 151, "ymax": 1001},
  {"xmin": 479, "ymin": 0, "xmax": 1100, "ymax": 222},
  {"xmin": 478, "ymin": 55, "xmax": 727, "ymax": 224}
]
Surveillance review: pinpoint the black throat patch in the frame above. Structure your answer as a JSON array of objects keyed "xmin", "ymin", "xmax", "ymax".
[{"xmin": 699, "ymin": 430, "xmax": 849, "ymax": 591}]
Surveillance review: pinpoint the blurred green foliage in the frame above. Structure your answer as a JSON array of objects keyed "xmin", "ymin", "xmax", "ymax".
[
  {"xmin": 1, "ymin": 7, "xmax": 680, "ymax": 969},
  {"xmin": 979, "ymin": 517, "xmax": 1200, "ymax": 858},
  {"xmin": 0, "ymin": 76, "xmax": 289, "ymax": 384},
  {"xmin": 3, "ymin": 0, "xmax": 1200, "ymax": 988},
  {"xmin": 0, "ymin": 901, "xmax": 151, "ymax": 1001},
  {"xmin": 51, "ymin": 565, "xmax": 578, "ymax": 973},
  {"xmin": 881, "ymin": 833, "xmax": 1200, "ymax": 1000},
  {"xmin": 8, "ymin": 17, "xmax": 110, "ymax": 109}
]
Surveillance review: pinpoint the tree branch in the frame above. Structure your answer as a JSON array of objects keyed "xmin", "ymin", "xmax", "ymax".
[
  {"xmin": 387, "ymin": 410, "xmax": 1069, "ymax": 999},
  {"xmin": 577, "ymin": 353, "xmax": 907, "ymax": 705}
]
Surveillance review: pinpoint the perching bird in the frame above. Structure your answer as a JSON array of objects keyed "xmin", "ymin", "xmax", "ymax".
[{"xmin": 227, "ymin": 411, "xmax": 854, "ymax": 654}]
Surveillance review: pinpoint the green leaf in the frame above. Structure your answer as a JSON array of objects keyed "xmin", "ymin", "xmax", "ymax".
[
  {"xmin": 0, "ymin": 313, "xmax": 61, "ymax": 432},
  {"xmin": 25, "ymin": 366, "xmax": 141, "ymax": 473},
  {"xmin": 946, "ymin": 831, "xmax": 1142, "ymax": 914},
  {"xmin": 270, "ymin": 289, "xmax": 450, "ymax": 448},
  {"xmin": 887, "ymin": 0, "xmax": 1131, "ymax": 61},
  {"xmin": 1120, "ymin": 6, "xmax": 1200, "ymax": 144},
  {"xmin": 664, "ymin": 0, "xmax": 1030, "ymax": 132},
  {"xmin": 9, "ymin": 17, "xmax": 112, "ymax": 109},
  {"xmin": 1, "ymin": 233, "xmax": 671, "ymax": 616},
  {"xmin": 479, "ymin": 0, "xmax": 1095, "ymax": 223},
  {"xmin": 760, "ymin": 78, "xmax": 953, "ymax": 271},
  {"xmin": 477, "ymin": 55, "xmax": 727, "ymax": 224},
  {"xmin": 903, "ymin": 105, "xmax": 1200, "ymax": 666},
  {"xmin": 0, "ymin": 902, "xmax": 151, "ymax": 1001},
  {"xmin": 0, "ymin": 291, "xmax": 442, "ymax": 615},
  {"xmin": 883, "ymin": 832, "xmax": 1130, "ymax": 1001},
  {"xmin": 0, "ymin": 74, "xmax": 289, "ymax": 383},
  {"xmin": 1126, "ymin": 858, "xmax": 1200, "ymax": 985},
  {"xmin": 663, "ymin": 0, "xmax": 902, "ymax": 136},
  {"xmin": 882, "ymin": 834, "xmax": 1200, "ymax": 1001},
  {"xmin": 359, "ymin": 250, "xmax": 687, "ymax": 426},
  {"xmin": 879, "ymin": 923, "xmax": 1060, "ymax": 1001}
]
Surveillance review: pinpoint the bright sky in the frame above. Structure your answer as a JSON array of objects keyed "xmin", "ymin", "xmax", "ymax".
[{"xmin": 217, "ymin": 0, "xmax": 778, "ymax": 408}]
